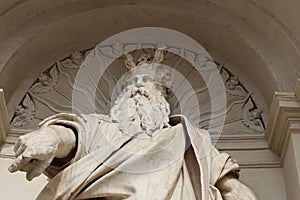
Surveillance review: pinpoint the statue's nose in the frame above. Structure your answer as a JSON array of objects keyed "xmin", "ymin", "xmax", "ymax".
[{"xmin": 136, "ymin": 75, "xmax": 143, "ymax": 86}]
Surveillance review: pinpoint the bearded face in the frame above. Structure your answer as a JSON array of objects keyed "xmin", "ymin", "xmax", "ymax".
[{"xmin": 110, "ymin": 80, "xmax": 170, "ymax": 137}]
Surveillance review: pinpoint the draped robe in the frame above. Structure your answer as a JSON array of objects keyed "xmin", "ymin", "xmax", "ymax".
[{"xmin": 36, "ymin": 113, "xmax": 240, "ymax": 200}]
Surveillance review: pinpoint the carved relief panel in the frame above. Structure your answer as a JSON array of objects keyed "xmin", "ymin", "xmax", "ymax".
[{"xmin": 10, "ymin": 47, "xmax": 265, "ymax": 135}]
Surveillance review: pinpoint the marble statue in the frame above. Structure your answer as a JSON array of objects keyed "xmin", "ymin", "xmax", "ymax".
[{"xmin": 8, "ymin": 48, "xmax": 258, "ymax": 200}]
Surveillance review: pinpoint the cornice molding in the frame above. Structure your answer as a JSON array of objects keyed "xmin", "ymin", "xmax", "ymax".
[{"xmin": 266, "ymin": 79, "xmax": 300, "ymax": 162}]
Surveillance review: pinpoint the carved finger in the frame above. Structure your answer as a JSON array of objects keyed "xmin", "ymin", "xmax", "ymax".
[
  {"xmin": 8, "ymin": 154, "xmax": 31, "ymax": 173},
  {"xmin": 13, "ymin": 141, "xmax": 20, "ymax": 153},
  {"xmin": 15, "ymin": 143, "xmax": 27, "ymax": 157},
  {"xmin": 13, "ymin": 136, "xmax": 25, "ymax": 153}
]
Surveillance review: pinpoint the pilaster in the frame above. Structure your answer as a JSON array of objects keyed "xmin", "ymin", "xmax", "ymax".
[
  {"xmin": 0, "ymin": 89, "xmax": 9, "ymax": 145},
  {"xmin": 266, "ymin": 79, "xmax": 300, "ymax": 200}
]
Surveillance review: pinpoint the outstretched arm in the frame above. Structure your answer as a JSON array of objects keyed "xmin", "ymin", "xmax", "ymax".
[
  {"xmin": 8, "ymin": 125, "xmax": 76, "ymax": 181},
  {"xmin": 216, "ymin": 173, "xmax": 259, "ymax": 200}
]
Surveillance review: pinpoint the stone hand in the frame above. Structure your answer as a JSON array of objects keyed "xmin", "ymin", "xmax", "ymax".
[{"xmin": 8, "ymin": 125, "xmax": 76, "ymax": 181}]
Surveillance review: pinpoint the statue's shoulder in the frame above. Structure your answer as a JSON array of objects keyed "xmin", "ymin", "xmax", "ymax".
[{"xmin": 169, "ymin": 114, "xmax": 210, "ymax": 135}]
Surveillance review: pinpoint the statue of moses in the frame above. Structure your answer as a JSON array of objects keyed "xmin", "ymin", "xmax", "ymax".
[{"xmin": 8, "ymin": 48, "xmax": 258, "ymax": 200}]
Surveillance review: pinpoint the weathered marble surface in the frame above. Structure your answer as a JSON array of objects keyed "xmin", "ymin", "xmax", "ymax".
[{"xmin": 8, "ymin": 49, "xmax": 258, "ymax": 199}]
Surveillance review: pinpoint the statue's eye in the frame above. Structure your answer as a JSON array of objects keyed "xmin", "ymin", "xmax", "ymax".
[
  {"xmin": 126, "ymin": 78, "xmax": 135, "ymax": 86},
  {"xmin": 143, "ymin": 76, "xmax": 149, "ymax": 82},
  {"xmin": 143, "ymin": 75, "xmax": 152, "ymax": 83},
  {"xmin": 133, "ymin": 76, "xmax": 138, "ymax": 83}
]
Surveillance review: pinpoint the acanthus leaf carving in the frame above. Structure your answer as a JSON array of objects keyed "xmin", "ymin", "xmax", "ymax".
[
  {"xmin": 241, "ymin": 98, "xmax": 265, "ymax": 133},
  {"xmin": 30, "ymin": 66, "xmax": 59, "ymax": 94},
  {"xmin": 61, "ymin": 50, "xmax": 84, "ymax": 69},
  {"xmin": 112, "ymin": 42, "xmax": 125, "ymax": 58},
  {"xmin": 225, "ymin": 76, "xmax": 247, "ymax": 97},
  {"xmin": 194, "ymin": 54, "xmax": 208, "ymax": 68},
  {"xmin": 11, "ymin": 94, "xmax": 35, "ymax": 128}
]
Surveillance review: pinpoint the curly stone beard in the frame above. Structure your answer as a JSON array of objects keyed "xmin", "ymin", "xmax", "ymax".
[{"xmin": 110, "ymin": 83, "xmax": 170, "ymax": 136}]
